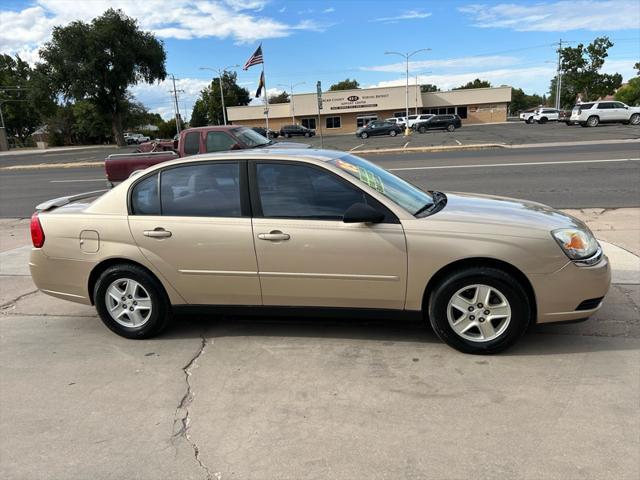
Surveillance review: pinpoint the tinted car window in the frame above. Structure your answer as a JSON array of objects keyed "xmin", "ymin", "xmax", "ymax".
[
  {"xmin": 131, "ymin": 173, "xmax": 160, "ymax": 215},
  {"xmin": 160, "ymin": 163, "xmax": 241, "ymax": 217},
  {"xmin": 598, "ymin": 102, "xmax": 613, "ymax": 109},
  {"xmin": 612, "ymin": 102, "xmax": 625, "ymax": 108},
  {"xmin": 205, "ymin": 132, "xmax": 237, "ymax": 152},
  {"xmin": 183, "ymin": 132, "xmax": 200, "ymax": 155},
  {"xmin": 256, "ymin": 163, "xmax": 365, "ymax": 219}
]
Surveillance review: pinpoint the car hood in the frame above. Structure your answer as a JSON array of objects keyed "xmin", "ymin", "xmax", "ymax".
[
  {"xmin": 265, "ymin": 141, "xmax": 311, "ymax": 149},
  {"xmin": 431, "ymin": 192, "xmax": 586, "ymax": 233}
]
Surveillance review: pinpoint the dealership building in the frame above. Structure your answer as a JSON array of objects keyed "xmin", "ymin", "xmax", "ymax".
[{"xmin": 227, "ymin": 85, "xmax": 512, "ymax": 134}]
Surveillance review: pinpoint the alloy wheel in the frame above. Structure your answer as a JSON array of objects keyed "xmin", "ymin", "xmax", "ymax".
[
  {"xmin": 446, "ymin": 284, "xmax": 512, "ymax": 342},
  {"xmin": 105, "ymin": 278, "xmax": 153, "ymax": 327}
]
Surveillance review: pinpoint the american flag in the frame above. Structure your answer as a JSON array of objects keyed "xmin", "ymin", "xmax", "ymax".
[{"xmin": 243, "ymin": 45, "xmax": 263, "ymax": 70}]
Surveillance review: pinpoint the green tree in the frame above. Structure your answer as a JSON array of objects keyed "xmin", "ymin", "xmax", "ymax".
[
  {"xmin": 72, "ymin": 100, "xmax": 111, "ymax": 144},
  {"xmin": 268, "ymin": 91, "xmax": 290, "ymax": 103},
  {"xmin": 192, "ymin": 71, "xmax": 250, "ymax": 125},
  {"xmin": 0, "ymin": 54, "xmax": 56, "ymax": 143},
  {"xmin": 329, "ymin": 78, "xmax": 360, "ymax": 91},
  {"xmin": 420, "ymin": 84, "xmax": 439, "ymax": 93},
  {"xmin": 615, "ymin": 77, "xmax": 640, "ymax": 106},
  {"xmin": 157, "ymin": 118, "xmax": 184, "ymax": 139},
  {"xmin": 550, "ymin": 36, "xmax": 622, "ymax": 107},
  {"xmin": 454, "ymin": 79, "xmax": 492, "ymax": 90},
  {"xmin": 38, "ymin": 9, "xmax": 167, "ymax": 146},
  {"xmin": 509, "ymin": 88, "xmax": 545, "ymax": 114},
  {"xmin": 635, "ymin": 62, "xmax": 640, "ymax": 76}
]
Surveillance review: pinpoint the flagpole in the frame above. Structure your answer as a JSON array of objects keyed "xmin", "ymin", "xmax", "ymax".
[{"xmin": 262, "ymin": 48, "xmax": 269, "ymax": 130}]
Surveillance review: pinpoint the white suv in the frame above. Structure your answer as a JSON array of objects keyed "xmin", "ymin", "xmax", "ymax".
[
  {"xmin": 406, "ymin": 114, "xmax": 434, "ymax": 128},
  {"xmin": 385, "ymin": 117, "xmax": 406, "ymax": 127},
  {"xmin": 570, "ymin": 101, "xmax": 640, "ymax": 127},
  {"xmin": 532, "ymin": 108, "xmax": 561, "ymax": 124}
]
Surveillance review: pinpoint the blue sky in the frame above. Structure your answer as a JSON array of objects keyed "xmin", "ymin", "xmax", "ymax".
[{"xmin": 1, "ymin": 0, "xmax": 639, "ymax": 120}]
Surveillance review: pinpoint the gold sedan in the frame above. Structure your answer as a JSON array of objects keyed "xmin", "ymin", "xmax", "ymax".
[{"xmin": 29, "ymin": 149, "xmax": 610, "ymax": 353}]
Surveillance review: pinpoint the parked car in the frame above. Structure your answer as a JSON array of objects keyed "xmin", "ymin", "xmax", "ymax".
[
  {"xmin": 384, "ymin": 117, "xmax": 407, "ymax": 127},
  {"xmin": 252, "ymin": 127, "xmax": 279, "ymax": 139},
  {"xmin": 559, "ymin": 110, "xmax": 575, "ymax": 125},
  {"xmin": 30, "ymin": 149, "xmax": 610, "ymax": 354},
  {"xmin": 280, "ymin": 124, "xmax": 315, "ymax": 137},
  {"xmin": 356, "ymin": 120, "xmax": 402, "ymax": 138},
  {"xmin": 519, "ymin": 108, "xmax": 537, "ymax": 124},
  {"xmin": 125, "ymin": 133, "xmax": 143, "ymax": 145},
  {"xmin": 406, "ymin": 114, "xmax": 434, "ymax": 128},
  {"xmin": 105, "ymin": 126, "xmax": 305, "ymax": 184},
  {"xmin": 570, "ymin": 101, "xmax": 640, "ymax": 127},
  {"xmin": 532, "ymin": 108, "xmax": 561, "ymax": 124},
  {"xmin": 413, "ymin": 114, "xmax": 462, "ymax": 133}
]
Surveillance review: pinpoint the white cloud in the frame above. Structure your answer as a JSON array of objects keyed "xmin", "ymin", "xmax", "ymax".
[
  {"xmin": 0, "ymin": 0, "xmax": 326, "ymax": 62},
  {"xmin": 371, "ymin": 10, "xmax": 432, "ymax": 23},
  {"xmin": 362, "ymin": 55, "xmax": 520, "ymax": 73},
  {"xmin": 459, "ymin": 1, "xmax": 640, "ymax": 31},
  {"xmin": 130, "ymin": 77, "xmax": 211, "ymax": 121},
  {"xmin": 368, "ymin": 66, "xmax": 557, "ymax": 94},
  {"xmin": 323, "ymin": 8, "xmax": 335, "ymax": 14}
]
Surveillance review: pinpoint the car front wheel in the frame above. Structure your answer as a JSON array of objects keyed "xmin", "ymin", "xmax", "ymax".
[
  {"xmin": 94, "ymin": 264, "xmax": 171, "ymax": 339},
  {"xmin": 630, "ymin": 113, "xmax": 640, "ymax": 125},
  {"xmin": 390, "ymin": 130, "xmax": 397, "ymax": 137},
  {"xmin": 446, "ymin": 124, "xmax": 455, "ymax": 132},
  {"xmin": 428, "ymin": 267, "xmax": 531, "ymax": 354},
  {"xmin": 361, "ymin": 132, "xmax": 369, "ymax": 139}
]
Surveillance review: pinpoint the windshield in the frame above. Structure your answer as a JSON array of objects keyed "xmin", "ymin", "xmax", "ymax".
[
  {"xmin": 233, "ymin": 127, "xmax": 270, "ymax": 147},
  {"xmin": 330, "ymin": 154, "xmax": 433, "ymax": 214}
]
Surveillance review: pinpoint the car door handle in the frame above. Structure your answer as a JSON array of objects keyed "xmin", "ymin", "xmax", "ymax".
[
  {"xmin": 143, "ymin": 228, "xmax": 172, "ymax": 238},
  {"xmin": 258, "ymin": 231, "xmax": 290, "ymax": 241}
]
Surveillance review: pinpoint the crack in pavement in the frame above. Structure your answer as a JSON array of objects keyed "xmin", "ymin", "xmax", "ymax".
[
  {"xmin": 172, "ymin": 332, "xmax": 217, "ymax": 480},
  {"xmin": 0, "ymin": 289, "xmax": 39, "ymax": 310}
]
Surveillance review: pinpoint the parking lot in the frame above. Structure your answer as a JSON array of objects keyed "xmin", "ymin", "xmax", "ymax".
[{"xmin": 293, "ymin": 121, "xmax": 640, "ymax": 152}]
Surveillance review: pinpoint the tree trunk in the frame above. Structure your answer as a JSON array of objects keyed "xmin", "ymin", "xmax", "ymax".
[{"xmin": 111, "ymin": 110, "xmax": 125, "ymax": 147}]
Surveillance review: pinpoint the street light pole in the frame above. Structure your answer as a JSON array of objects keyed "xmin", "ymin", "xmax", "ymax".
[
  {"xmin": 199, "ymin": 64, "xmax": 240, "ymax": 125},
  {"xmin": 385, "ymin": 48, "xmax": 431, "ymax": 135},
  {"xmin": 414, "ymin": 71, "xmax": 432, "ymax": 114},
  {"xmin": 278, "ymin": 82, "xmax": 306, "ymax": 124}
]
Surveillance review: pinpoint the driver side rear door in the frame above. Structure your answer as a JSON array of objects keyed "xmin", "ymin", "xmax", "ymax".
[{"xmin": 249, "ymin": 161, "xmax": 407, "ymax": 309}]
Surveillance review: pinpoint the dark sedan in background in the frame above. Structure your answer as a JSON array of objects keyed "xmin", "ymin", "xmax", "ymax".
[
  {"xmin": 280, "ymin": 124, "xmax": 316, "ymax": 137},
  {"xmin": 413, "ymin": 114, "xmax": 462, "ymax": 133},
  {"xmin": 356, "ymin": 120, "xmax": 402, "ymax": 138}
]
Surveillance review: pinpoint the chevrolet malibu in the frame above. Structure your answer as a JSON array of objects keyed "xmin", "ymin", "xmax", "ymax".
[{"xmin": 29, "ymin": 149, "xmax": 610, "ymax": 354}]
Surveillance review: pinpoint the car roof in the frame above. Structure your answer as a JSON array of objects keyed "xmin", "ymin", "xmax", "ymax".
[
  {"xmin": 182, "ymin": 125, "xmax": 240, "ymax": 133},
  {"xmin": 155, "ymin": 148, "xmax": 347, "ymax": 169}
]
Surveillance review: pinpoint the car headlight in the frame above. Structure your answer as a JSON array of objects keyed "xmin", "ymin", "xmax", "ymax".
[{"xmin": 551, "ymin": 228, "xmax": 599, "ymax": 260}]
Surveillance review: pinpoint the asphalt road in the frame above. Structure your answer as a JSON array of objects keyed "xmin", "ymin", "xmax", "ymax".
[{"xmin": 0, "ymin": 142, "xmax": 638, "ymax": 217}]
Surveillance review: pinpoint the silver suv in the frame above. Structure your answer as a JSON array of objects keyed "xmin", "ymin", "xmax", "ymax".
[{"xmin": 570, "ymin": 101, "xmax": 640, "ymax": 127}]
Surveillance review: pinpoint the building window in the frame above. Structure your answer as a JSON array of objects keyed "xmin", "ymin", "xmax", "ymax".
[
  {"xmin": 357, "ymin": 115, "xmax": 377, "ymax": 127},
  {"xmin": 447, "ymin": 107, "xmax": 456, "ymax": 114},
  {"xmin": 326, "ymin": 116, "xmax": 341, "ymax": 129},
  {"xmin": 301, "ymin": 118, "xmax": 316, "ymax": 129},
  {"xmin": 457, "ymin": 106, "xmax": 468, "ymax": 119},
  {"xmin": 393, "ymin": 112, "xmax": 405, "ymax": 118},
  {"xmin": 438, "ymin": 107, "xmax": 448, "ymax": 114}
]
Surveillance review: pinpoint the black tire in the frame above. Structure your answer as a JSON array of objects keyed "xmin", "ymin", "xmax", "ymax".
[
  {"xmin": 630, "ymin": 113, "xmax": 640, "ymax": 125},
  {"xmin": 304, "ymin": 132, "xmax": 311, "ymax": 137},
  {"xmin": 390, "ymin": 130, "xmax": 397, "ymax": 137},
  {"xmin": 427, "ymin": 266, "xmax": 531, "ymax": 354},
  {"xmin": 538, "ymin": 117, "xmax": 548, "ymax": 124},
  {"xmin": 361, "ymin": 132, "xmax": 369, "ymax": 139},
  {"xmin": 526, "ymin": 117, "xmax": 533, "ymax": 124},
  {"xmin": 418, "ymin": 126, "xmax": 426, "ymax": 134},
  {"xmin": 586, "ymin": 115, "xmax": 599, "ymax": 127},
  {"xmin": 565, "ymin": 122, "xmax": 571, "ymax": 126},
  {"xmin": 285, "ymin": 133, "xmax": 291, "ymax": 138},
  {"xmin": 94, "ymin": 264, "xmax": 172, "ymax": 339},
  {"xmin": 446, "ymin": 124, "xmax": 455, "ymax": 132}
]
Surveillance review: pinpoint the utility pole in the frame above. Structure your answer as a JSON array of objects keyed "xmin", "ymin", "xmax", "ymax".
[
  {"xmin": 199, "ymin": 65, "xmax": 240, "ymax": 125},
  {"xmin": 278, "ymin": 82, "xmax": 305, "ymax": 123},
  {"xmin": 385, "ymin": 48, "xmax": 431, "ymax": 135},
  {"xmin": 555, "ymin": 39, "xmax": 563, "ymax": 110},
  {"xmin": 169, "ymin": 75, "xmax": 184, "ymax": 134}
]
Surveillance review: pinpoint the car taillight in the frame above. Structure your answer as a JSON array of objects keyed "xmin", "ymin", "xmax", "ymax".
[{"xmin": 30, "ymin": 213, "xmax": 45, "ymax": 248}]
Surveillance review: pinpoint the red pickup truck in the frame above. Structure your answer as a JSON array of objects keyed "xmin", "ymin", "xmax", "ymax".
[{"xmin": 105, "ymin": 125, "xmax": 305, "ymax": 184}]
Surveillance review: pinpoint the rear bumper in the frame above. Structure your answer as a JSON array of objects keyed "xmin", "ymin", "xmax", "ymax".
[
  {"xmin": 29, "ymin": 248, "xmax": 94, "ymax": 305},
  {"xmin": 529, "ymin": 255, "xmax": 611, "ymax": 324}
]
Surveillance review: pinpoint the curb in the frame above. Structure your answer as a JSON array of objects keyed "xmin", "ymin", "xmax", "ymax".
[{"xmin": 1, "ymin": 161, "xmax": 103, "ymax": 171}]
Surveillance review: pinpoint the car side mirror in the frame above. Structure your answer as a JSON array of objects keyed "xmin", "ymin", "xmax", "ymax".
[
  {"xmin": 173, "ymin": 139, "xmax": 179, "ymax": 150},
  {"xmin": 230, "ymin": 143, "xmax": 242, "ymax": 150},
  {"xmin": 343, "ymin": 203, "xmax": 385, "ymax": 224}
]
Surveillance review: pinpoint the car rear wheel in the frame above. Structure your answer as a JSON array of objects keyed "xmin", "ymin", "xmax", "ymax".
[
  {"xmin": 538, "ymin": 117, "xmax": 548, "ymax": 124},
  {"xmin": 427, "ymin": 267, "xmax": 531, "ymax": 354},
  {"xmin": 418, "ymin": 126, "xmax": 426, "ymax": 133},
  {"xmin": 630, "ymin": 113, "xmax": 640, "ymax": 125},
  {"xmin": 390, "ymin": 130, "xmax": 397, "ymax": 137},
  {"xmin": 526, "ymin": 117, "xmax": 533, "ymax": 124},
  {"xmin": 361, "ymin": 132, "xmax": 369, "ymax": 139},
  {"xmin": 586, "ymin": 115, "xmax": 599, "ymax": 127},
  {"xmin": 94, "ymin": 264, "xmax": 171, "ymax": 339},
  {"xmin": 446, "ymin": 124, "xmax": 455, "ymax": 132},
  {"xmin": 304, "ymin": 132, "xmax": 311, "ymax": 137}
]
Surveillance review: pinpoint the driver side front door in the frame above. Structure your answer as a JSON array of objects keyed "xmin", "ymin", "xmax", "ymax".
[{"xmin": 250, "ymin": 161, "xmax": 407, "ymax": 309}]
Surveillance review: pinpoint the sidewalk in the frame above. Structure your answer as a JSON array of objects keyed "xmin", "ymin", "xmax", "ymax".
[{"xmin": 0, "ymin": 144, "xmax": 116, "ymax": 157}]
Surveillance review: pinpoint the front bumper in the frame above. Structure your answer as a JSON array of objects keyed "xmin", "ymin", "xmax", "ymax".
[{"xmin": 529, "ymin": 254, "xmax": 611, "ymax": 324}]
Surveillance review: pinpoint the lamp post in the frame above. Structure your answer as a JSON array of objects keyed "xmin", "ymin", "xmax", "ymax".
[
  {"xmin": 277, "ymin": 82, "xmax": 306, "ymax": 123},
  {"xmin": 199, "ymin": 64, "xmax": 241, "ymax": 125},
  {"xmin": 384, "ymin": 48, "xmax": 431, "ymax": 135}
]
